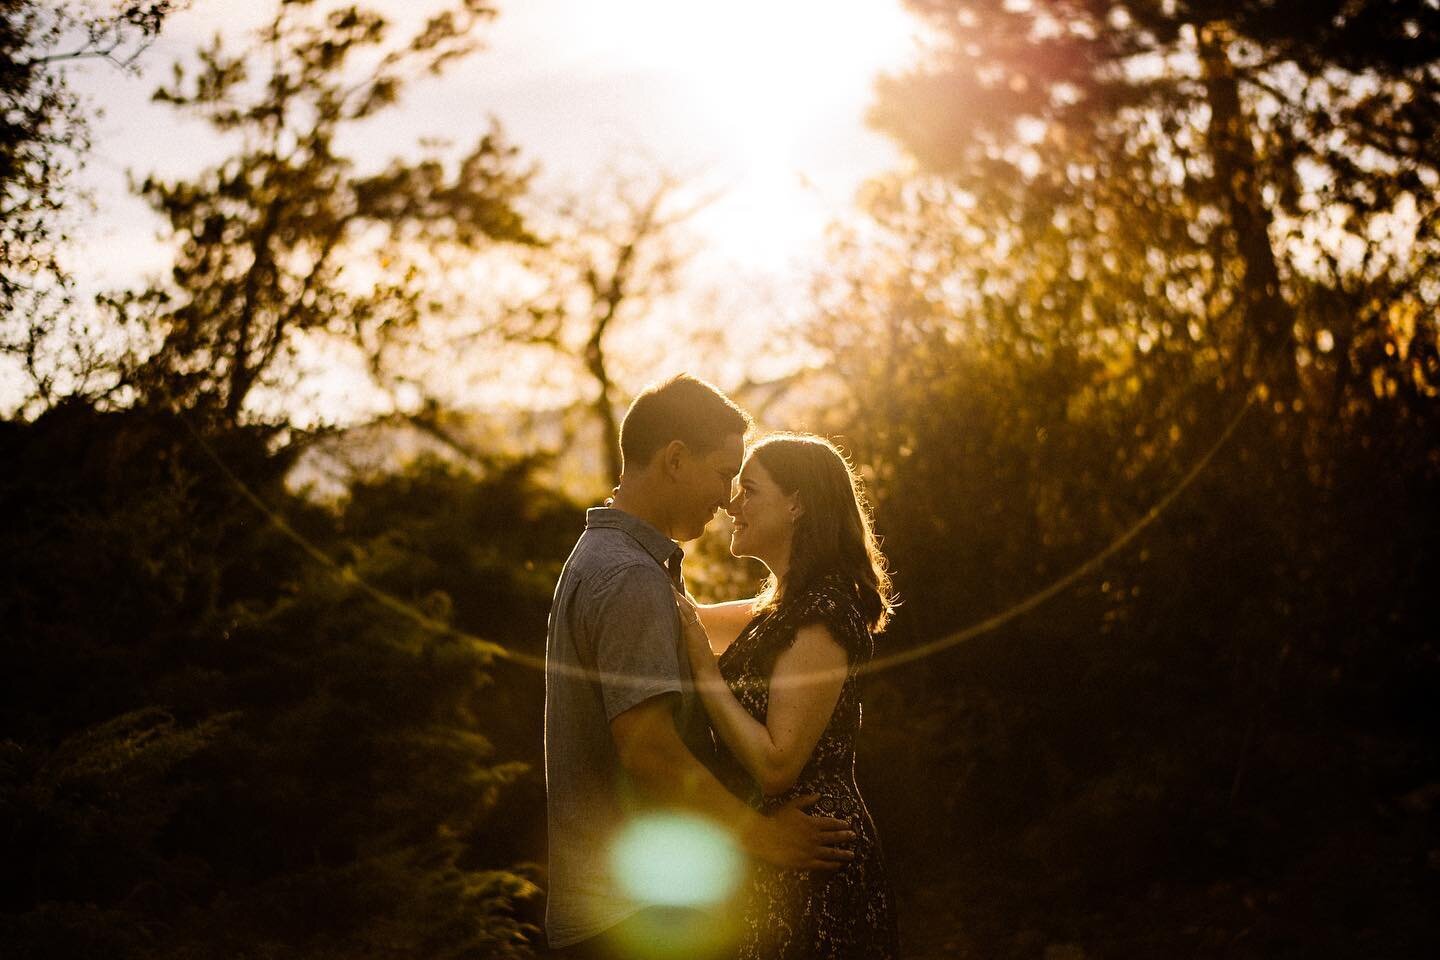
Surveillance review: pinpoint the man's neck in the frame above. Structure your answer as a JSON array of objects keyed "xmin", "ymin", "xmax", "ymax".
[{"xmin": 608, "ymin": 484, "xmax": 676, "ymax": 542}]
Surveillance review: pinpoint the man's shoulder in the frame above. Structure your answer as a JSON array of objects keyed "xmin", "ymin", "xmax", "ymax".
[
  {"xmin": 567, "ymin": 526, "xmax": 646, "ymax": 573},
  {"xmin": 564, "ymin": 530, "xmax": 668, "ymax": 595}
]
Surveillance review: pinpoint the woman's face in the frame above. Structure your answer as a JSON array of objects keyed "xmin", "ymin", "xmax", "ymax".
[{"xmin": 727, "ymin": 455, "xmax": 796, "ymax": 566}]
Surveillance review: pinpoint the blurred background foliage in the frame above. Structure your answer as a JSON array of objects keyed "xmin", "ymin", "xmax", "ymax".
[{"xmin": 3, "ymin": 1, "xmax": 1438, "ymax": 957}]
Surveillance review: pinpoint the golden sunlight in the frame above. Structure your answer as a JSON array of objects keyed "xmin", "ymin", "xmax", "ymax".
[
  {"xmin": 38, "ymin": 0, "xmax": 925, "ymax": 425},
  {"xmin": 564, "ymin": 0, "xmax": 921, "ymax": 268}
]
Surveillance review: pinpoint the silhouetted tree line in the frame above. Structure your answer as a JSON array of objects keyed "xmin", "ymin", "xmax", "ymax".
[
  {"xmin": 0, "ymin": 403, "xmax": 580, "ymax": 958},
  {"xmin": 2, "ymin": 3, "xmax": 570, "ymax": 957}
]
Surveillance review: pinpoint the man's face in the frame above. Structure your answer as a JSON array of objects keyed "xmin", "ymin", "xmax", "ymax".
[{"xmin": 673, "ymin": 432, "xmax": 745, "ymax": 542}]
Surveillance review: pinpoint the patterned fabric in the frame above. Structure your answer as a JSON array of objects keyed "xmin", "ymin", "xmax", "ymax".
[{"xmin": 713, "ymin": 573, "xmax": 899, "ymax": 960}]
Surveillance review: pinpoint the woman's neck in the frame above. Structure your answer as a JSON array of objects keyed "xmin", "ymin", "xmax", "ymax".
[{"xmin": 766, "ymin": 552, "xmax": 791, "ymax": 598}]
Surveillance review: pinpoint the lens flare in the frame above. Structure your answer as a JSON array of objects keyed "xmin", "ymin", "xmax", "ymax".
[{"xmin": 609, "ymin": 812, "xmax": 743, "ymax": 907}]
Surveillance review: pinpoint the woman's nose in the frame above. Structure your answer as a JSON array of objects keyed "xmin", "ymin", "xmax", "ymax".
[{"xmin": 725, "ymin": 493, "xmax": 741, "ymax": 518}]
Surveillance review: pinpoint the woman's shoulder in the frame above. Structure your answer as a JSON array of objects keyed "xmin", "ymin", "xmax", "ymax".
[
  {"xmin": 790, "ymin": 572, "xmax": 858, "ymax": 614},
  {"xmin": 782, "ymin": 573, "xmax": 871, "ymax": 655}
]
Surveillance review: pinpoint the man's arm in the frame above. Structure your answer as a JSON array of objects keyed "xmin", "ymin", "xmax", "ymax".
[{"xmin": 610, "ymin": 693, "xmax": 854, "ymax": 871}]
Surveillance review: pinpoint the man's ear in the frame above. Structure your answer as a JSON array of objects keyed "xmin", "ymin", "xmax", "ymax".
[{"xmin": 660, "ymin": 439, "xmax": 688, "ymax": 480}]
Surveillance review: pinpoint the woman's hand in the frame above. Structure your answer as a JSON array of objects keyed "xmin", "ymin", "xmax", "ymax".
[
  {"xmin": 674, "ymin": 589, "xmax": 714, "ymax": 664},
  {"xmin": 673, "ymin": 588, "xmax": 852, "ymax": 798},
  {"xmin": 674, "ymin": 587, "xmax": 698, "ymax": 626}
]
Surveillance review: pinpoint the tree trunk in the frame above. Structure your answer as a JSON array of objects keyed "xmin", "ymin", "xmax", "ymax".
[
  {"xmin": 584, "ymin": 328, "xmax": 622, "ymax": 483},
  {"xmin": 1199, "ymin": 22, "xmax": 1299, "ymax": 401},
  {"xmin": 225, "ymin": 196, "xmax": 284, "ymax": 425}
]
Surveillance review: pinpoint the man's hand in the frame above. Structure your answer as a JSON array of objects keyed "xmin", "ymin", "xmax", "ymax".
[{"xmin": 745, "ymin": 793, "xmax": 856, "ymax": 871}]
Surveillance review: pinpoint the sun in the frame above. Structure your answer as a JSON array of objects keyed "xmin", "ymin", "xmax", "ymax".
[
  {"xmin": 563, "ymin": 0, "xmax": 923, "ymax": 269},
  {"xmin": 621, "ymin": 0, "xmax": 918, "ymax": 160}
]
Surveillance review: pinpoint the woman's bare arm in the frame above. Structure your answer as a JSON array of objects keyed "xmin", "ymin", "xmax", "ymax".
[
  {"xmin": 678, "ymin": 593, "xmax": 848, "ymax": 796},
  {"xmin": 693, "ymin": 597, "xmax": 758, "ymax": 656}
]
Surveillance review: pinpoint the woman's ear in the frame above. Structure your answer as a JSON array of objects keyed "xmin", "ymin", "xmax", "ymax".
[{"xmin": 789, "ymin": 493, "xmax": 803, "ymax": 521}]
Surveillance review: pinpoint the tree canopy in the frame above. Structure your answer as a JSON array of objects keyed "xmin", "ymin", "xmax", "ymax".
[
  {"xmin": 870, "ymin": 0, "xmax": 1439, "ymax": 407},
  {"xmin": 117, "ymin": 0, "xmax": 535, "ymax": 425}
]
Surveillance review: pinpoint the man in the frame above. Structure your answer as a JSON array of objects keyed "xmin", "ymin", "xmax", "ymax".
[{"xmin": 544, "ymin": 374, "xmax": 855, "ymax": 959}]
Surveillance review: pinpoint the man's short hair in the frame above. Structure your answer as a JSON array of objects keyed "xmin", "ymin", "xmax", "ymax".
[{"xmin": 619, "ymin": 374, "xmax": 751, "ymax": 472}]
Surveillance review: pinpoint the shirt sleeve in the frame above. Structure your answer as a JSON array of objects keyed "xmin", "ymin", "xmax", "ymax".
[{"xmin": 585, "ymin": 561, "xmax": 685, "ymax": 721}]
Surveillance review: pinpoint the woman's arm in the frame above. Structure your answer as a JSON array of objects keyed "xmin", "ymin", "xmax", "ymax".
[
  {"xmin": 677, "ymin": 593, "xmax": 848, "ymax": 796},
  {"xmin": 693, "ymin": 598, "xmax": 757, "ymax": 656}
]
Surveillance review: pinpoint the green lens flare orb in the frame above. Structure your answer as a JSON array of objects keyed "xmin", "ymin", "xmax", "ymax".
[{"xmin": 610, "ymin": 813, "xmax": 743, "ymax": 907}]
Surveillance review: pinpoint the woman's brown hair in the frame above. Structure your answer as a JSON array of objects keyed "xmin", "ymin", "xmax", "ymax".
[{"xmin": 750, "ymin": 432, "xmax": 894, "ymax": 632}]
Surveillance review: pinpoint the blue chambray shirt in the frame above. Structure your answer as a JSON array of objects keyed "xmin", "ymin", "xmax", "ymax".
[{"xmin": 543, "ymin": 507, "xmax": 713, "ymax": 948}]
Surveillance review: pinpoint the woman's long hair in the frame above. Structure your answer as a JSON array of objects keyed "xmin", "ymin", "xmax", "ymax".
[{"xmin": 750, "ymin": 433, "xmax": 895, "ymax": 632}]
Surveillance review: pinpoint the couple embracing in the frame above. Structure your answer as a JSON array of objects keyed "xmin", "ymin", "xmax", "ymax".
[{"xmin": 543, "ymin": 375, "xmax": 899, "ymax": 959}]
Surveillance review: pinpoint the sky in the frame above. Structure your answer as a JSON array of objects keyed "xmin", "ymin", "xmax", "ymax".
[{"xmin": 28, "ymin": 0, "xmax": 925, "ymax": 422}]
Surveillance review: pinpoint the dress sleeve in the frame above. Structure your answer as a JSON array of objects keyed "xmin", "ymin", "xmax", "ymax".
[{"xmin": 783, "ymin": 576, "xmax": 874, "ymax": 666}]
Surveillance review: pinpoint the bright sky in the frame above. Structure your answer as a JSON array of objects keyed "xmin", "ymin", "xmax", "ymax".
[{"xmin": 27, "ymin": 0, "xmax": 922, "ymax": 421}]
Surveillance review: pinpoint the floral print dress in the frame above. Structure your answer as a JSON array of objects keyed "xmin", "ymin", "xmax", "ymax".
[{"xmin": 712, "ymin": 573, "xmax": 899, "ymax": 960}]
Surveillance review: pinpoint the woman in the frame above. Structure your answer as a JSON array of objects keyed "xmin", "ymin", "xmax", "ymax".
[{"xmin": 675, "ymin": 432, "xmax": 899, "ymax": 960}]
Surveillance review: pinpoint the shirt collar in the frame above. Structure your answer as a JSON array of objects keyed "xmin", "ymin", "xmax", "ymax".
[{"xmin": 585, "ymin": 506, "xmax": 681, "ymax": 567}]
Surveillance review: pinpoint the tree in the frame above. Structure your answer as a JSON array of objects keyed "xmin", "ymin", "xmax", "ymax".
[
  {"xmin": 870, "ymin": 0, "xmax": 1439, "ymax": 411},
  {"xmin": 501, "ymin": 169, "xmax": 710, "ymax": 483},
  {"xmin": 0, "ymin": 1, "xmax": 174, "ymax": 413},
  {"xmin": 0, "ymin": 403, "xmax": 576, "ymax": 958},
  {"xmin": 123, "ymin": 0, "xmax": 535, "ymax": 427},
  {"xmin": 359, "ymin": 166, "xmax": 717, "ymax": 489},
  {"xmin": 779, "ymin": 4, "xmax": 1440, "ymax": 952}
]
